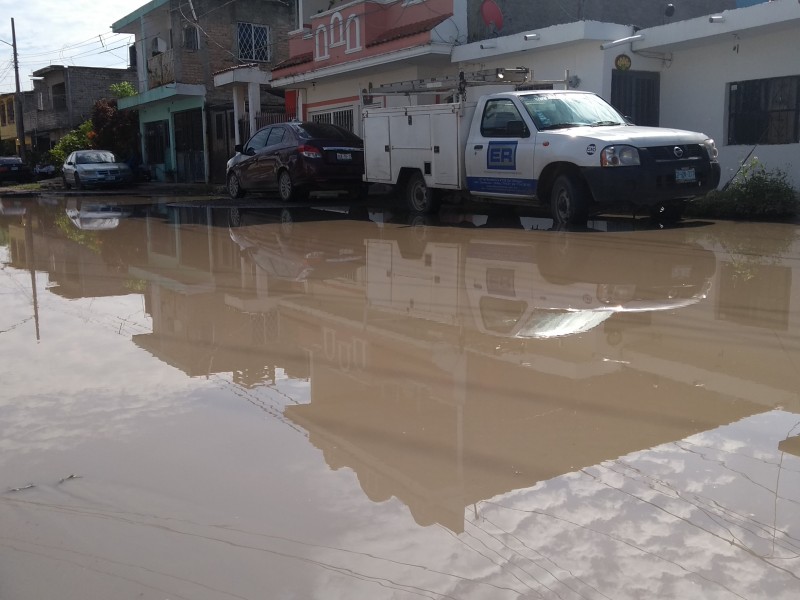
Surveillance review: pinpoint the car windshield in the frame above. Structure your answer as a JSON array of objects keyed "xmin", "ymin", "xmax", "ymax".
[
  {"xmin": 76, "ymin": 151, "xmax": 118, "ymax": 165},
  {"xmin": 520, "ymin": 93, "xmax": 627, "ymax": 130},
  {"xmin": 295, "ymin": 122, "xmax": 361, "ymax": 142}
]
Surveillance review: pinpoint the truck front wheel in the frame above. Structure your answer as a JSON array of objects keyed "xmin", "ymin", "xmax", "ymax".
[
  {"xmin": 404, "ymin": 172, "xmax": 439, "ymax": 213},
  {"xmin": 551, "ymin": 174, "xmax": 588, "ymax": 226}
]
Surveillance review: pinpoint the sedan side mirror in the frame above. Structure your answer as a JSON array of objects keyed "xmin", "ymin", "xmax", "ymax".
[{"xmin": 234, "ymin": 144, "xmax": 244, "ymax": 154}]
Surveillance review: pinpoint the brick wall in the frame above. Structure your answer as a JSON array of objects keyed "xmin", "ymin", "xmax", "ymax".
[{"xmin": 169, "ymin": 0, "xmax": 293, "ymax": 106}]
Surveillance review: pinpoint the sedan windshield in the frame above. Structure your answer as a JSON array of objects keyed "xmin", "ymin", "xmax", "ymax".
[
  {"xmin": 520, "ymin": 93, "xmax": 627, "ymax": 130},
  {"xmin": 76, "ymin": 151, "xmax": 118, "ymax": 165}
]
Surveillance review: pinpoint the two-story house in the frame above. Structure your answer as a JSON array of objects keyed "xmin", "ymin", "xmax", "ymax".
[
  {"xmin": 1, "ymin": 91, "xmax": 34, "ymax": 156},
  {"xmin": 22, "ymin": 65, "xmax": 136, "ymax": 156},
  {"xmin": 113, "ymin": 0, "xmax": 294, "ymax": 184},
  {"xmin": 0, "ymin": 92, "xmax": 20, "ymax": 154}
]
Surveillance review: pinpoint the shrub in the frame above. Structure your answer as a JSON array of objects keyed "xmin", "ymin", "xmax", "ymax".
[
  {"xmin": 688, "ymin": 158, "xmax": 799, "ymax": 220},
  {"xmin": 48, "ymin": 120, "xmax": 94, "ymax": 167}
]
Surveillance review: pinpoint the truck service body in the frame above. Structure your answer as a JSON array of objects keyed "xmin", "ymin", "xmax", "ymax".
[{"xmin": 361, "ymin": 79, "xmax": 721, "ymax": 224}]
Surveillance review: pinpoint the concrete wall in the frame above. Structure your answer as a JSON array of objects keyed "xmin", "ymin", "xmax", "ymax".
[
  {"xmin": 23, "ymin": 67, "xmax": 136, "ymax": 143},
  {"xmin": 658, "ymin": 26, "xmax": 800, "ymax": 188}
]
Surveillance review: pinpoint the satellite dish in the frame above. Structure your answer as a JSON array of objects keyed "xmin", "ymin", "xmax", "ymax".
[{"xmin": 480, "ymin": 0, "xmax": 504, "ymax": 32}]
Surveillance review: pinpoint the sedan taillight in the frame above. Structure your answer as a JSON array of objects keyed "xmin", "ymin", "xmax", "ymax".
[{"xmin": 298, "ymin": 144, "xmax": 322, "ymax": 158}]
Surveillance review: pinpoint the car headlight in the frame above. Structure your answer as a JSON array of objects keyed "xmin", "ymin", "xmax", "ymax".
[
  {"xmin": 601, "ymin": 145, "xmax": 640, "ymax": 167},
  {"xmin": 703, "ymin": 138, "xmax": 718, "ymax": 161}
]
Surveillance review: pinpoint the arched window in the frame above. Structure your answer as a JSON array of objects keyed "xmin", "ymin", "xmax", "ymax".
[
  {"xmin": 315, "ymin": 24, "xmax": 329, "ymax": 60},
  {"xmin": 345, "ymin": 15, "xmax": 361, "ymax": 53},
  {"xmin": 330, "ymin": 13, "xmax": 344, "ymax": 47}
]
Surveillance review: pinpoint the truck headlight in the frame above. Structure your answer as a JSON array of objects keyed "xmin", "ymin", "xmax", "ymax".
[
  {"xmin": 601, "ymin": 145, "xmax": 640, "ymax": 167},
  {"xmin": 703, "ymin": 138, "xmax": 718, "ymax": 161}
]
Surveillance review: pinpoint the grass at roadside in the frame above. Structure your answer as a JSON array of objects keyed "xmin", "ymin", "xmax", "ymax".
[{"xmin": 686, "ymin": 159, "xmax": 799, "ymax": 221}]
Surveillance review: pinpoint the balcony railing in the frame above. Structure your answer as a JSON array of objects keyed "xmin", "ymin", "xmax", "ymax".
[{"xmin": 148, "ymin": 49, "xmax": 176, "ymax": 89}]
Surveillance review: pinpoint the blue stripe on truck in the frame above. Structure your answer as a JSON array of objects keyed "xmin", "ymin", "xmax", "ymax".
[{"xmin": 466, "ymin": 176, "xmax": 537, "ymax": 196}]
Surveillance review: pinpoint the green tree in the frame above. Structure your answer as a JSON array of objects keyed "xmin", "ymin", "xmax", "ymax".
[
  {"xmin": 48, "ymin": 120, "xmax": 94, "ymax": 167},
  {"xmin": 91, "ymin": 98, "xmax": 139, "ymax": 161},
  {"xmin": 109, "ymin": 81, "xmax": 137, "ymax": 98}
]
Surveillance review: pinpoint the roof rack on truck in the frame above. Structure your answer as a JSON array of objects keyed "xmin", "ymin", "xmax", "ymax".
[{"xmin": 361, "ymin": 69, "xmax": 573, "ymax": 103}]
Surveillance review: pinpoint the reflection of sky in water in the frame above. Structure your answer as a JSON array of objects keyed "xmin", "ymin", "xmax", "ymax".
[
  {"xmin": 321, "ymin": 411, "xmax": 800, "ymax": 599},
  {"xmin": 3, "ymin": 245, "xmax": 800, "ymax": 599},
  {"xmin": 1, "ymin": 255, "xmax": 200, "ymax": 459}
]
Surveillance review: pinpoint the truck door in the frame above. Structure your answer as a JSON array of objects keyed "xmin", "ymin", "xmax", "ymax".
[{"xmin": 464, "ymin": 98, "xmax": 536, "ymax": 198}]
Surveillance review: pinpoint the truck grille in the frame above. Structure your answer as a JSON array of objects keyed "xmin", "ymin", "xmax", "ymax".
[{"xmin": 645, "ymin": 144, "xmax": 705, "ymax": 162}]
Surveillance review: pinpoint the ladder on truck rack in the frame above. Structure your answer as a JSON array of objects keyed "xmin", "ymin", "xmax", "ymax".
[{"xmin": 361, "ymin": 69, "xmax": 573, "ymax": 103}]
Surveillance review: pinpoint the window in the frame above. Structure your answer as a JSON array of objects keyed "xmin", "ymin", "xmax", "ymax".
[
  {"xmin": 480, "ymin": 99, "xmax": 525, "ymax": 137},
  {"xmin": 266, "ymin": 127, "xmax": 286, "ymax": 146},
  {"xmin": 728, "ymin": 76, "xmax": 800, "ymax": 145},
  {"xmin": 52, "ymin": 83, "xmax": 67, "ymax": 110},
  {"xmin": 183, "ymin": 24, "xmax": 199, "ymax": 51},
  {"xmin": 245, "ymin": 127, "xmax": 271, "ymax": 153},
  {"xmin": 238, "ymin": 22, "xmax": 271, "ymax": 62}
]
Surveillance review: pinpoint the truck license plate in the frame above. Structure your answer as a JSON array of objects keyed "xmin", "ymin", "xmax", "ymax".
[
  {"xmin": 337, "ymin": 152, "xmax": 352, "ymax": 161},
  {"xmin": 675, "ymin": 168, "xmax": 695, "ymax": 183}
]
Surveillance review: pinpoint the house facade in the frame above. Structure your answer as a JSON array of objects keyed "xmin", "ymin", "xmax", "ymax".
[
  {"xmin": 0, "ymin": 92, "xmax": 22, "ymax": 154},
  {"xmin": 113, "ymin": 0, "xmax": 293, "ymax": 184},
  {"xmin": 266, "ymin": 0, "xmax": 798, "ymax": 189},
  {"xmin": 22, "ymin": 65, "xmax": 136, "ymax": 156}
]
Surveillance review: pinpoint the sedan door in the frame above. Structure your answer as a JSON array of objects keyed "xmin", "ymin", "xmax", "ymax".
[
  {"xmin": 257, "ymin": 126, "xmax": 290, "ymax": 189},
  {"xmin": 237, "ymin": 128, "xmax": 272, "ymax": 188},
  {"xmin": 63, "ymin": 152, "xmax": 76, "ymax": 182}
]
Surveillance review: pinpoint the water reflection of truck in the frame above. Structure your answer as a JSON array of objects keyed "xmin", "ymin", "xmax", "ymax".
[{"xmin": 364, "ymin": 226, "xmax": 716, "ymax": 341}]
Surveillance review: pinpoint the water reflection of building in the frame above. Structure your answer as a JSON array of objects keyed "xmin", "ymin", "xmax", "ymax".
[
  {"xmin": 3, "ymin": 198, "xmax": 146, "ymax": 299},
  {"xmin": 5, "ymin": 198, "xmax": 799, "ymax": 536},
  {"xmin": 126, "ymin": 204, "xmax": 311, "ymax": 385},
  {"xmin": 278, "ymin": 221, "xmax": 800, "ymax": 532}
]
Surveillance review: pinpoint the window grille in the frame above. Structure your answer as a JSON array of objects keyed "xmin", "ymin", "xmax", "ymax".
[
  {"xmin": 238, "ymin": 22, "xmax": 271, "ymax": 62},
  {"xmin": 310, "ymin": 107, "xmax": 354, "ymax": 132},
  {"xmin": 728, "ymin": 76, "xmax": 800, "ymax": 145}
]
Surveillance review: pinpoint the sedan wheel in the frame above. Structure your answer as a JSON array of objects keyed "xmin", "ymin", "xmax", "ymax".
[
  {"xmin": 74, "ymin": 173, "xmax": 83, "ymax": 190},
  {"xmin": 278, "ymin": 170, "xmax": 306, "ymax": 202},
  {"xmin": 228, "ymin": 172, "xmax": 245, "ymax": 199},
  {"xmin": 62, "ymin": 174, "xmax": 71, "ymax": 190}
]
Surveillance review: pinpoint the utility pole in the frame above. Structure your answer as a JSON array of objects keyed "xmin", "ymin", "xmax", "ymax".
[{"xmin": 11, "ymin": 18, "xmax": 26, "ymax": 162}]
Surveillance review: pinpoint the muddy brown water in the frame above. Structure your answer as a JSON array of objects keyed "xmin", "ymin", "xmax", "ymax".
[{"xmin": 1, "ymin": 197, "xmax": 799, "ymax": 599}]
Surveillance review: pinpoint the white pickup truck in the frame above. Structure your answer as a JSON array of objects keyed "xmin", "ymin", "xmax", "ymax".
[{"xmin": 361, "ymin": 87, "xmax": 721, "ymax": 224}]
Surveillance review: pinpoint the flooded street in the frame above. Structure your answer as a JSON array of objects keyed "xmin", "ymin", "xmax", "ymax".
[{"xmin": 1, "ymin": 195, "xmax": 800, "ymax": 599}]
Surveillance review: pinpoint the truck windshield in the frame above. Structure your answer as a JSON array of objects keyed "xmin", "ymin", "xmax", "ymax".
[{"xmin": 520, "ymin": 93, "xmax": 627, "ymax": 130}]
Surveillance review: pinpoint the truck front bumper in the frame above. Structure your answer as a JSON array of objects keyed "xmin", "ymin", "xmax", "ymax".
[{"xmin": 580, "ymin": 159, "xmax": 721, "ymax": 208}]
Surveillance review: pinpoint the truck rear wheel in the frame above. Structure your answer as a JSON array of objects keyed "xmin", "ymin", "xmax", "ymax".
[
  {"xmin": 551, "ymin": 174, "xmax": 588, "ymax": 226},
  {"xmin": 404, "ymin": 171, "xmax": 439, "ymax": 213}
]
